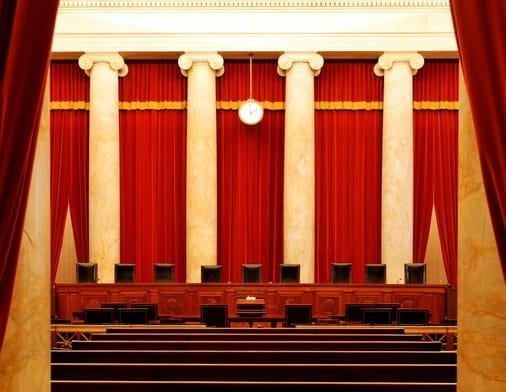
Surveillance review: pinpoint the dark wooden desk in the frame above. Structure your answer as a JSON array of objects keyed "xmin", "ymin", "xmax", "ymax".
[{"xmin": 54, "ymin": 283, "xmax": 450, "ymax": 324}]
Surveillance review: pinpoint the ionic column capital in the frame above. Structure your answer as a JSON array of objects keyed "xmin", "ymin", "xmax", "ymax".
[
  {"xmin": 178, "ymin": 52, "xmax": 224, "ymax": 77},
  {"xmin": 78, "ymin": 52, "xmax": 128, "ymax": 77},
  {"xmin": 374, "ymin": 52, "xmax": 424, "ymax": 77},
  {"xmin": 277, "ymin": 52, "xmax": 324, "ymax": 77}
]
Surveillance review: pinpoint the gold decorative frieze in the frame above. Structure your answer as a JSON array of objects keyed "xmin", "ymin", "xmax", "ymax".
[{"xmin": 59, "ymin": 0, "xmax": 450, "ymax": 9}]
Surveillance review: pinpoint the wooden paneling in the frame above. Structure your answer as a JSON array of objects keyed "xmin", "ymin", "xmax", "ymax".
[{"xmin": 54, "ymin": 283, "xmax": 449, "ymax": 324}]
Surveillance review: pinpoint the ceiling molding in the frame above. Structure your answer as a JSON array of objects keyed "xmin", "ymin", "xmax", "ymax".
[
  {"xmin": 54, "ymin": 0, "xmax": 457, "ymax": 54},
  {"xmin": 59, "ymin": 0, "xmax": 450, "ymax": 9}
]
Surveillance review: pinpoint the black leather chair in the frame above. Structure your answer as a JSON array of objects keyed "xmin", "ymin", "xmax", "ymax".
[
  {"xmin": 201, "ymin": 304, "xmax": 228, "ymax": 327},
  {"xmin": 331, "ymin": 262, "xmax": 352, "ymax": 283},
  {"xmin": 242, "ymin": 264, "xmax": 262, "ymax": 283},
  {"xmin": 153, "ymin": 263, "xmax": 175, "ymax": 283},
  {"xmin": 279, "ymin": 264, "xmax": 300, "ymax": 283},
  {"xmin": 364, "ymin": 263, "xmax": 386, "ymax": 284},
  {"xmin": 404, "ymin": 263, "xmax": 426, "ymax": 284},
  {"xmin": 201, "ymin": 265, "xmax": 222, "ymax": 283},
  {"xmin": 114, "ymin": 263, "xmax": 136, "ymax": 283},
  {"xmin": 76, "ymin": 262, "xmax": 98, "ymax": 283}
]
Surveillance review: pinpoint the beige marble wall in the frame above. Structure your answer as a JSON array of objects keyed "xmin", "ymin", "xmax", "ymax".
[
  {"xmin": 374, "ymin": 52, "xmax": 424, "ymax": 283},
  {"xmin": 278, "ymin": 52, "xmax": 323, "ymax": 283},
  {"xmin": 79, "ymin": 53, "xmax": 127, "ymax": 283},
  {"xmin": 0, "ymin": 79, "xmax": 51, "ymax": 392},
  {"xmin": 425, "ymin": 209, "xmax": 447, "ymax": 284},
  {"xmin": 54, "ymin": 210, "xmax": 78, "ymax": 283},
  {"xmin": 457, "ymin": 71, "xmax": 506, "ymax": 392},
  {"xmin": 179, "ymin": 52, "xmax": 223, "ymax": 283}
]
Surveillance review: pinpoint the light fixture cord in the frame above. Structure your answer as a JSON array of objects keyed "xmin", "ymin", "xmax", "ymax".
[{"xmin": 249, "ymin": 54, "xmax": 253, "ymax": 99}]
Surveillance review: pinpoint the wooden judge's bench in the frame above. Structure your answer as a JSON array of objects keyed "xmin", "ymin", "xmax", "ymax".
[{"xmin": 53, "ymin": 283, "xmax": 453, "ymax": 325}]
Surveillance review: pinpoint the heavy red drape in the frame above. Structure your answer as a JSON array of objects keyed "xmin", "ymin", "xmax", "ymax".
[
  {"xmin": 217, "ymin": 60, "xmax": 285, "ymax": 283},
  {"xmin": 413, "ymin": 60, "xmax": 459, "ymax": 286},
  {"xmin": 0, "ymin": 0, "xmax": 59, "ymax": 349},
  {"xmin": 315, "ymin": 61, "xmax": 383, "ymax": 283},
  {"xmin": 119, "ymin": 61, "xmax": 187, "ymax": 283},
  {"xmin": 50, "ymin": 61, "xmax": 90, "ymax": 282},
  {"xmin": 450, "ymin": 1, "xmax": 506, "ymax": 280}
]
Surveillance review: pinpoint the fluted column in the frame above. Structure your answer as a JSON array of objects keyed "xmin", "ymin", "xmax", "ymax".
[
  {"xmin": 0, "ymin": 79, "xmax": 50, "ymax": 391},
  {"xmin": 457, "ymin": 69, "xmax": 504, "ymax": 392},
  {"xmin": 178, "ymin": 52, "xmax": 224, "ymax": 283},
  {"xmin": 79, "ymin": 53, "xmax": 128, "ymax": 283},
  {"xmin": 278, "ymin": 52, "xmax": 323, "ymax": 283},
  {"xmin": 374, "ymin": 52, "xmax": 424, "ymax": 283}
]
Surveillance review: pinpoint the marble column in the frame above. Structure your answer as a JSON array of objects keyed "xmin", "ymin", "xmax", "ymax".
[
  {"xmin": 278, "ymin": 52, "xmax": 324, "ymax": 283},
  {"xmin": 178, "ymin": 52, "xmax": 224, "ymax": 283},
  {"xmin": 78, "ymin": 53, "xmax": 128, "ymax": 283},
  {"xmin": 457, "ymin": 70, "xmax": 505, "ymax": 392},
  {"xmin": 0, "ymin": 79, "xmax": 50, "ymax": 391},
  {"xmin": 374, "ymin": 52, "xmax": 424, "ymax": 283}
]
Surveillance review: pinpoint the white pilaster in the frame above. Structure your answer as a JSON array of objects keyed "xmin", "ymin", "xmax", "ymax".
[
  {"xmin": 79, "ymin": 52, "xmax": 128, "ymax": 283},
  {"xmin": 374, "ymin": 52, "xmax": 424, "ymax": 283},
  {"xmin": 278, "ymin": 52, "xmax": 324, "ymax": 283},
  {"xmin": 178, "ymin": 52, "xmax": 224, "ymax": 283}
]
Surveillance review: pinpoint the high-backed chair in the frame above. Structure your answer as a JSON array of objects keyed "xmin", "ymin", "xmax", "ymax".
[
  {"xmin": 201, "ymin": 265, "xmax": 222, "ymax": 283},
  {"xmin": 242, "ymin": 264, "xmax": 262, "ymax": 283},
  {"xmin": 284, "ymin": 304, "xmax": 313, "ymax": 327},
  {"xmin": 279, "ymin": 264, "xmax": 300, "ymax": 283},
  {"xmin": 331, "ymin": 262, "xmax": 352, "ymax": 283},
  {"xmin": 397, "ymin": 308, "xmax": 429, "ymax": 325},
  {"xmin": 76, "ymin": 262, "xmax": 98, "ymax": 283},
  {"xmin": 114, "ymin": 263, "xmax": 136, "ymax": 283},
  {"xmin": 404, "ymin": 263, "xmax": 427, "ymax": 284},
  {"xmin": 200, "ymin": 304, "xmax": 228, "ymax": 327},
  {"xmin": 153, "ymin": 263, "xmax": 175, "ymax": 283},
  {"xmin": 364, "ymin": 264, "xmax": 386, "ymax": 284}
]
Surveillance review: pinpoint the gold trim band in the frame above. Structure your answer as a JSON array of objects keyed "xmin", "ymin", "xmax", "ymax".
[
  {"xmin": 413, "ymin": 101, "xmax": 459, "ymax": 110},
  {"xmin": 119, "ymin": 101, "xmax": 187, "ymax": 110},
  {"xmin": 315, "ymin": 101, "xmax": 383, "ymax": 110},
  {"xmin": 50, "ymin": 101, "xmax": 90, "ymax": 110}
]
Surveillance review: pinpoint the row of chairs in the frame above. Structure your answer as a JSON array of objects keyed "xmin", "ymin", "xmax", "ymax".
[
  {"xmin": 201, "ymin": 303, "xmax": 429, "ymax": 327},
  {"xmin": 80, "ymin": 302, "xmax": 429, "ymax": 326},
  {"xmin": 77, "ymin": 262, "xmax": 427, "ymax": 284}
]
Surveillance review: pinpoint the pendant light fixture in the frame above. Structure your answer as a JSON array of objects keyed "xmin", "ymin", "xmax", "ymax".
[{"xmin": 238, "ymin": 54, "xmax": 264, "ymax": 126}]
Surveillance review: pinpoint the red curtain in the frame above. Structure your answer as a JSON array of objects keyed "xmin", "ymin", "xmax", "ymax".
[
  {"xmin": 0, "ymin": 0, "xmax": 59, "ymax": 349},
  {"xmin": 217, "ymin": 60, "xmax": 285, "ymax": 283},
  {"xmin": 450, "ymin": 1, "xmax": 506, "ymax": 281},
  {"xmin": 413, "ymin": 60, "xmax": 458, "ymax": 286},
  {"xmin": 315, "ymin": 61, "xmax": 383, "ymax": 283},
  {"xmin": 50, "ymin": 61, "xmax": 90, "ymax": 282},
  {"xmin": 119, "ymin": 61, "xmax": 187, "ymax": 282}
]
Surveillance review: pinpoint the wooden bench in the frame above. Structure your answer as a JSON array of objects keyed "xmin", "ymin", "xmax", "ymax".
[
  {"xmin": 90, "ymin": 332, "xmax": 424, "ymax": 341},
  {"xmin": 51, "ymin": 380, "xmax": 456, "ymax": 392},
  {"xmin": 71, "ymin": 339, "xmax": 443, "ymax": 351},
  {"xmin": 105, "ymin": 327, "xmax": 407, "ymax": 334},
  {"xmin": 52, "ymin": 349, "xmax": 456, "ymax": 364},
  {"xmin": 51, "ymin": 363, "xmax": 456, "ymax": 382}
]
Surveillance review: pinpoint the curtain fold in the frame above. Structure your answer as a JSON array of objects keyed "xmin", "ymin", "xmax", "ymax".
[
  {"xmin": 50, "ymin": 61, "xmax": 90, "ymax": 282},
  {"xmin": 413, "ymin": 60, "xmax": 459, "ymax": 286},
  {"xmin": 450, "ymin": 1, "xmax": 506, "ymax": 280},
  {"xmin": 315, "ymin": 61, "xmax": 383, "ymax": 283},
  {"xmin": 0, "ymin": 0, "xmax": 59, "ymax": 349},
  {"xmin": 217, "ymin": 60, "xmax": 285, "ymax": 283},
  {"xmin": 119, "ymin": 61, "xmax": 187, "ymax": 283}
]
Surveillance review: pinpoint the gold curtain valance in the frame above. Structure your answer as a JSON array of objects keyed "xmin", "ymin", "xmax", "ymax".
[{"xmin": 50, "ymin": 100, "xmax": 459, "ymax": 111}]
